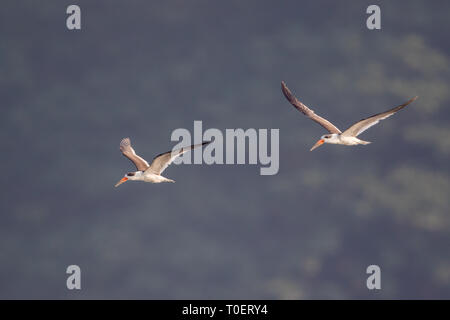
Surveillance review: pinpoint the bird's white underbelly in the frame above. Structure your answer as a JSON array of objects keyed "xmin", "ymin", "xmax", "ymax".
[
  {"xmin": 143, "ymin": 173, "xmax": 172, "ymax": 183},
  {"xmin": 338, "ymin": 136, "xmax": 364, "ymax": 145}
]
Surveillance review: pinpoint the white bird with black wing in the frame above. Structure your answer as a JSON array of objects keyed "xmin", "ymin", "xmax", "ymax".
[
  {"xmin": 281, "ymin": 81, "xmax": 418, "ymax": 151},
  {"xmin": 115, "ymin": 138, "xmax": 211, "ymax": 187}
]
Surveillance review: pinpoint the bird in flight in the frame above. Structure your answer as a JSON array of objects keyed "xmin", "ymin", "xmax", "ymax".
[
  {"xmin": 115, "ymin": 138, "xmax": 211, "ymax": 187},
  {"xmin": 281, "ymin": 81, "xmax": 418, "ymax": 151}
]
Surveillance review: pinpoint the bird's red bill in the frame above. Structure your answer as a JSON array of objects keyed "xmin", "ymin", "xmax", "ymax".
[
  {"xmin": 310, "ymin": 139, "xmax": 325, "ymax": 151},
  {"xmin": 115, "ymin": 177, "xmax": 128, "ymax": 187}
]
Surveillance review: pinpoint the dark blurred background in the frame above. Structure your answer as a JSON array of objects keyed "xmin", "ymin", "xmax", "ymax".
[{"xmin": 0, "ymin": 0, "xmax": 449, "ymax": 299}]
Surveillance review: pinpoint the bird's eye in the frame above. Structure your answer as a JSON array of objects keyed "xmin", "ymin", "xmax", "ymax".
[{"xmin": 127, "ymin": 172, "xmax": 135, "ymax": 177}]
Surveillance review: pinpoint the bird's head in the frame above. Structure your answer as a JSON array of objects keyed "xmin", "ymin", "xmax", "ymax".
[
  {"xmin": 310, "ymin": 134, "xmax": 339, "ymax": 151},
  {"xmin": 114, "ymin": 171, "xmax": 141, "ymax": 187}
]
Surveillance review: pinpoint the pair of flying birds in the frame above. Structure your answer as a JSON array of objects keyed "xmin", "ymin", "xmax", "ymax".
[{"xmin": 115, "ymin": 82, "xmax": 418, "ymax": 187}]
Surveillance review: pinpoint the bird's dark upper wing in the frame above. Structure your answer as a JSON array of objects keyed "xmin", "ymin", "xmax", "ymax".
[
  {"xmin": 341, "ymin": 96, "xmax": 418, "ymax": 137},
  {"xmin": 119, "ymin": 137, "xmax": 150, "ymax": 171},
  {"xmin": 281, "ymin": 81, "xmax": 342, "ymax": 134}
]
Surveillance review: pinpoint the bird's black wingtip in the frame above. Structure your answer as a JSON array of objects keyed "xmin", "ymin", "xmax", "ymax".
[
  {"xmin": 281, "ymin": 81, "xmax": 292, "ymax": 99},
  {"xmin": 202, "ymin": 140, "xmax": 213, "ymax": 146}
]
